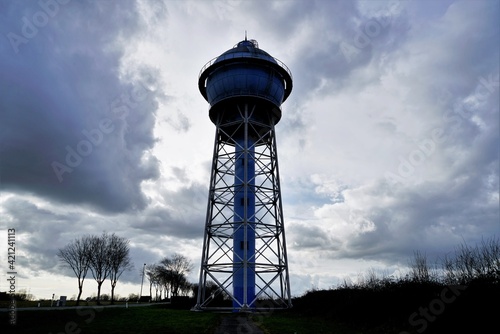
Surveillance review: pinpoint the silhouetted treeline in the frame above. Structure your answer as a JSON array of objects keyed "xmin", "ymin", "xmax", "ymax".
[
  {"xmin": 291, "ymin": 237, "xmax": 499, "ymax": 334},
  {"xmin": 145, "ymin": 253, "xmax": 193, "ymax": 301}
]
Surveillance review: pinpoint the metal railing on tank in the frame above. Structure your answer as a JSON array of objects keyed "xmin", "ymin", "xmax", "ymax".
[{"xmin": 199, "ymin": 52, "xmax": 293, "ymax": 81}]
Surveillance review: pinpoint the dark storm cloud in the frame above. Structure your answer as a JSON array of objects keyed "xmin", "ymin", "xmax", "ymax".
[
  {"xmin": 236, "ymin": 0, "xmax": 412, "ymax": 142},
  {"xmin": 293, "ymin": 0, "xmax": 497, "ymax": 259},
  {"xmin": 131, "ymin": 182, "xmax": 208, "ymax": 240},
  {"xmin": 322, "ymin": 134, "xmax": 499, "ymax": 260},
  {"xmin": 1, "ymin": 196, "xmax": 82, "ymax": 276},
  {"xmin": 244, "ymin": 0, "xmax": 410, "ymax": 93},
  {"xmin": 0, "ymin": 0, "xmax": 162, "ymax": 212},
  {"xmin": 288, "ymin": 222, "xmax": 340, "ymax": 250},
  {"xmin": 0, "ymin": 195, "xmax": 164, "ymax": 284}
]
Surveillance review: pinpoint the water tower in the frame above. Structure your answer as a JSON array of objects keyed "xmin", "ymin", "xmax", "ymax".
[{"xmin": 194, "ymin": 37, "xmax": 292, "ymax": 311}]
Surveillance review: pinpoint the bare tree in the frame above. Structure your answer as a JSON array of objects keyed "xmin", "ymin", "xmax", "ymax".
[
  {"xmin": 145, "ymin": 264, "xmax": 158, "ymax": 300},
  {"xmin": 57, "ymin": 236, "xmax": 92, "ymax": 306},
  {"xmin": 156, "ymin": 266, "xmax": 172, "ymax": 299},
  {"xmin": 178, "ymin": 275, "xmax": 193, "ymax": 296},
  {"xmin": 480, "ymin": 237, "xmax": 500, "ymax": 281},
  {"xmin": 443, "ymin": 237, "xmax": 500, "ymax": 284},
  {"xmin": 409, "ymin": 250, "xmax": 431, "ymax": 283},
  {"xmin": 88, "ymin": 233, "xmax": 112, "ymax": 305},
  {"xmin": 145, "ymin": 264, "xmax": 166, "ymax": 301},
  {"xmin": 160, "ymin": 253, "xmax": 193, "ymax": 297},
  {"xmin": 443, "ymin": 253, "xmax": 458, "ymax": 284},
  {"xmin": 108, "ymin": 233, "xmax": 133, "ymax": 304}
]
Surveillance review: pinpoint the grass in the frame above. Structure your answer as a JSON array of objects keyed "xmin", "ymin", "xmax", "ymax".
[
  {"xmin": 1, "ymin": 304, "xmax": 362, "ymax": 334},
  {"xmin": 256, "ymin": 313, "xmax": 362, "ymax": 334},
  {"xmin": 3, "ymin": 280, "xmax": 496, "ymax": 334},
  {"xmin": 0, "ymin": 300, "xmax": 132, "ymax": 308},
  {"xmin": 1, "ymin": 305, "xmax": 220, "ymax": 334}
]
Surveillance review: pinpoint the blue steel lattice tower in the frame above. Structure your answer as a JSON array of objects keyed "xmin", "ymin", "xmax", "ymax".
[{"xmin": 195, "ymin": 38, "xmax": 293, "ymax": 311}]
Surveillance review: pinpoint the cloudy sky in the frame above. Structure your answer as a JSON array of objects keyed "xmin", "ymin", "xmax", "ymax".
[{"xmin": 0, "ymin": 0, "xmax": 498, "ymax": 300}]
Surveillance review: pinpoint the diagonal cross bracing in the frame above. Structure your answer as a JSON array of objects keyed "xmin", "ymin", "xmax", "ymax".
[{"xmin": 196, "ymin": 103, "xmax": 291, "ymax": 311}]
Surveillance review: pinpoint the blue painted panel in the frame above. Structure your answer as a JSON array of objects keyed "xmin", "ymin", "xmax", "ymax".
[{"xmin": 233, "ymin": 138, "xmax": 256, "ymax": 308}]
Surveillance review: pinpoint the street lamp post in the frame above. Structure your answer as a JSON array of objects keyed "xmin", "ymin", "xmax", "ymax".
[{"xmin": 139, "ymin": 263, "xmax": 146, "ymax": 303}]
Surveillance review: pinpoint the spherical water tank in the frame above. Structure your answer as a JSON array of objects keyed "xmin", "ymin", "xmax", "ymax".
[{"xmin": 199, "ymin": 39, "xmax": 292, "ymax": 124}]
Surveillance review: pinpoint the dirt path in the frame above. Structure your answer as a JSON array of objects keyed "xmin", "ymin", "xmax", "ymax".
[{"xmin": 214, "ymin": 314, "xmax": 265, "ymax": 334}]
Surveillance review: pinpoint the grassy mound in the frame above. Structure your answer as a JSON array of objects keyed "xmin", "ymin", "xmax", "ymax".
[{"xmin": 259, "ymin": 279, "xmax": 498, "ymax": 334}]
